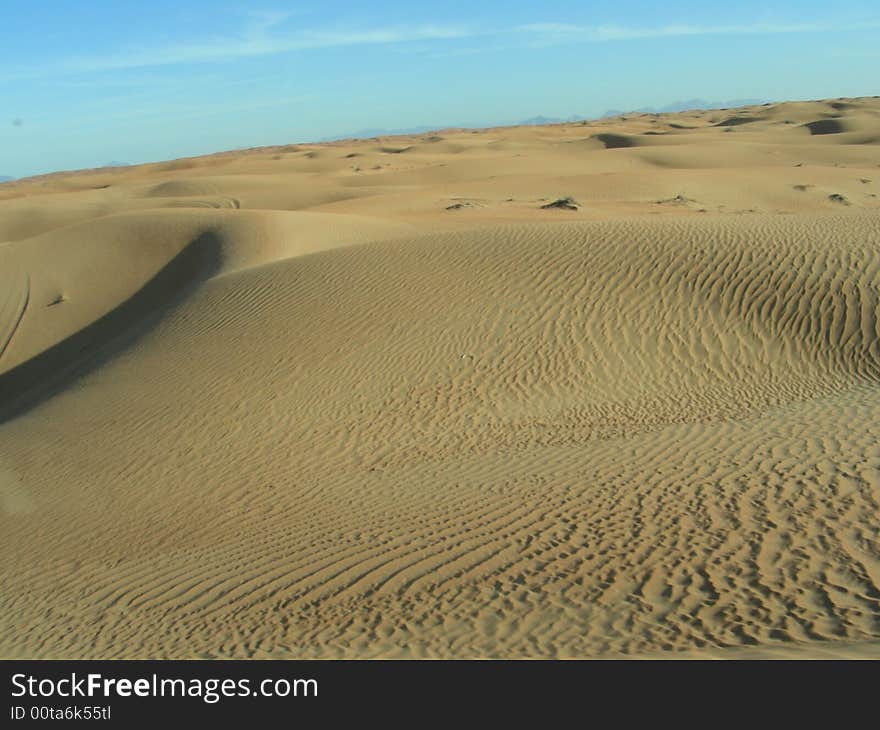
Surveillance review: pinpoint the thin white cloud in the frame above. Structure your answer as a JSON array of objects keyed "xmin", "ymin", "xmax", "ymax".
[
  {"xmin": 0, "ymin": 12, "xmax": 475, "ymax": 82},
  {"xmin": 61, "ymin": 25, "xmax": 476, "ymax": 73},
  {"xmin": 1, "ymin": 15, "xmax": 876, "ymax": 81}
]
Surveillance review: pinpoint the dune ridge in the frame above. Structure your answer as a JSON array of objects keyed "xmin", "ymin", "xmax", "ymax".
[{"xmin": 1, "ymin": 97, "xmax": 879, "ymax": 658}]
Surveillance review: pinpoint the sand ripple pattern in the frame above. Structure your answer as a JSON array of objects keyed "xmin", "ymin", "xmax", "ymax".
[{"xmin": 1, "ymin": 213, "xmax": 880, "ymax": 658}]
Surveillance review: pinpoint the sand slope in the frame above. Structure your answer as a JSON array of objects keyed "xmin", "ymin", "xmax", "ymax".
[{"xmin": 1, "ymin": 97, "xmax": 879, "ymax": 658}]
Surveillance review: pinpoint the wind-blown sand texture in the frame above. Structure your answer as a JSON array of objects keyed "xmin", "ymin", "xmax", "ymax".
[{"xmin": 1, "ymin": 97, "xmax": 880, "ymax": 658}]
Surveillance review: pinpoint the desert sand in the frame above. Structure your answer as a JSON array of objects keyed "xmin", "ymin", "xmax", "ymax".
[{"xmin": 1, "ymin": 97, "xmax": 879, "ymax": 658}]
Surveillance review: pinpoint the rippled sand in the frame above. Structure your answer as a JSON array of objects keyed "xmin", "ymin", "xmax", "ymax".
[{"xmin": 1, "ymin": 96, "xmax": 879, "ymax": 658}]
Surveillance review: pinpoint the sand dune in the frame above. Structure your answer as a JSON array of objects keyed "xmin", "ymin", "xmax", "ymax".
[{"xmin": 1, "ymin": 97, "xmax": 879, "ymax": 658}]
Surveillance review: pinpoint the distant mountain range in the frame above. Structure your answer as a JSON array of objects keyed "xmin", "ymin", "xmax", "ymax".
[
  {"xmin": 508, "ymin": 99, "xmax": 769, "ymax": 126},
  {"xmin": 518, "ymin": 115, "xmax": 586, "ymax": 126},
  {"xmin": 600, "ymin": 98, "xmax": 767, "ymax": 118},
  {"xmin": 321, "ymin": 99, "xmax": 770, "ymax": 142},
  {"xmin": 320, "ymin": 125, "xmax": 440, "ymax": 141},
  {"xmin": 324, "ymin": 115, "xmax": 578, "ymax": 140},
  {"xmin": 0, "ymin": 175, "xmax": 15, "ymax": 182}
]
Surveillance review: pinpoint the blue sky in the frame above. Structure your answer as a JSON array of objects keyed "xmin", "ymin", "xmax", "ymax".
[{"xmin": 1, "ymin": 1, "xmax": 878, "ymax": 178}]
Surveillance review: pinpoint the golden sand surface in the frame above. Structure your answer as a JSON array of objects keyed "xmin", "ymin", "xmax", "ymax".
[{"xmin": 1, "ymin": 97, "xmax": 879, "ymax": 658}]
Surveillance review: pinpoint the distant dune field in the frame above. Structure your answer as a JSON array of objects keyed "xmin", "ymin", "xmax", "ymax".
[{"xmin": 1, "ymin": 97, "xmax": 880, "ymax": 658}]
